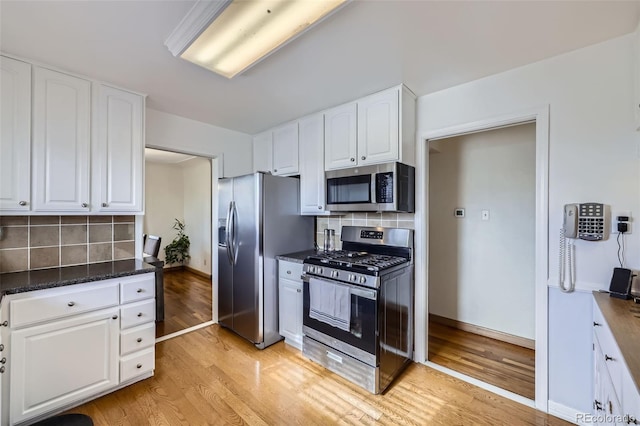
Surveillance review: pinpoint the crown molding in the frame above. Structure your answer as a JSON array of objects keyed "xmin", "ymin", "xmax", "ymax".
[{"xmin": 164, "ymin": 0, "xmax": 232, "ymax": 57}]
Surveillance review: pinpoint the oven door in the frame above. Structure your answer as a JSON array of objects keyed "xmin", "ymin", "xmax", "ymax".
[{"xmin": 302, "ymin": 274, "xmax": 378, "ymax": 356}]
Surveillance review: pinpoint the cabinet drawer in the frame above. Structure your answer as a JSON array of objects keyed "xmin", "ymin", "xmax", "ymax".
[
  {"xmin": 9, "ymin": 282, "xmax": 119, "ymax": 329},
  {"xmin": 120, "ymin": 299, "xmax": 155, "ymax": 329},
  {"xmin": 120, "ymin": 273, "xmax": 155, "ymax": 304},
  {"xmin": 120, "ymin": 348, "xmax": 154, "ymax": 382},
  {"xmin": 593, "ymin": 304, "xmax": 624, "ymax": 399},
  {"xmin": 279, "ymin": 261, "xmax": 303, "ymax": 280},
  {"xmin": 120, "ymin": 322, "xmax": 155, "ymax": 356}
]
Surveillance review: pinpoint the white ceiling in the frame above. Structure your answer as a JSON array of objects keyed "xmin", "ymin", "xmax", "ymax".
[{"xmin": 1, "ymin": 1, "xmax": 639, "ymax": 135}]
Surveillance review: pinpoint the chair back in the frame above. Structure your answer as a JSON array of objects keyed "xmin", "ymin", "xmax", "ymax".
[{"xmin": 143, "ymin": 235, "xmax": 161, "ymax": 258}]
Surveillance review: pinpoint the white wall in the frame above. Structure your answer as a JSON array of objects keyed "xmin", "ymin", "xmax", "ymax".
[
  {"xmin": 145, "ymin": 108, "xmax": 253, "ymax": 178},
  {"xmin": 182, "ymin": 157, "xmax": 212, "ymax": 275},
  {"xmin": 417, "ymin": 33, "xmax": 639, "ymax": 415},
  {"xmin": 144, "ymin": 162, "xmax": 184, "ymax": 263},
  {"xmin": 429, "ymin": 124, "xmax": 536, "ymax": 339}
]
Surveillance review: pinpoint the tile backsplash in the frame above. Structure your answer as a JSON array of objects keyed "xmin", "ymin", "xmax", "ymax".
[
  {"xmin": 316, "ymin": 212, "xmax": 415, "ymax": 250},
  {"xmin": 0, "ymin": 216, "xmax": 135, "ymax": 273}
]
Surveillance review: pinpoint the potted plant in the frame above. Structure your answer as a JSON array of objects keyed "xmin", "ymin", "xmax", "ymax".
[{"xmin": 164, "ymin": 218, "xmax": 190, "ymax": 266}]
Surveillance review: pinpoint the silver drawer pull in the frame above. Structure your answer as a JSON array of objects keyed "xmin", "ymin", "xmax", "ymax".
[
  {"xmin": 286, "ymin": 270, "xmax": 291, "ymax": 274},
  {"xmin": 326, "ymin": 351, "xmax": 343, "ymax": 364},
  {"xmin": 0, "ymin": 366, "xmax": 4, "ymax": 374},
  {"xmin": 136, "ymin": 363, "xmax": 142, "ymax": 369},
  {"xmin": 18, "ymin": 201, "xmax": 27, "ymax": 206},
  {"xmin": 297, "ymin": 289, "xmax": 301, "ymax": 293},
  {"xmin": 102, "ymin": 202, "xmax": 108, "ymax": 208},
  {"xmin": 112, "ymin": 315, "xmax": 118, "ymax": 320},
  {"xmin": 593, "ymin": 322, "xmax": 602, "ymax": 327},
  {"xmin": 136, "ymin": 288, "xmax": 143, "ymax": 293},
  {"xmin": 0, "ymin": 357, "xmax": 6, "ymax": 364},
  {"xmin": 68, "ymin": 301, "xmax": 75, "ymax": 307},
  {"xmin": 137, "ymin": 313, "xmax": 143, "ymax": 317},
  {"xmin": 605, "ymin": 354, "xmax": 614, "ymax": 361},
  {"xmin": 137, "ymin": 338, "xmax": 143, "ymax": 343}
]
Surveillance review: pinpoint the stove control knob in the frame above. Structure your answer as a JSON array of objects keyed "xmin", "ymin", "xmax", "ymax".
[
  {"xmin": 332, "ymin": 270, "xmax": 339, "ymax": 278},
  {"xmin": 350, "ymin": 274, "xmax": 357, "ymax": 282},
  {"xmin": 359, "ymin": 276, "xmax": 366, "ymax": 284},
  {"xmin": 318, "ymin": 268, "xmax": 323, "ymax": 274}
]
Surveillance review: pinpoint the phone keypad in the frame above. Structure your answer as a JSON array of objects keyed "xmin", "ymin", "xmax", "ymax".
[{"xmin": 578, "ymin": 203, "xmax": 605, "ymax": 241}]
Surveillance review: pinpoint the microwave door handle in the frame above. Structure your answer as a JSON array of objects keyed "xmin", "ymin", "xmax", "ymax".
[{"xmin": 371, "ymin": 173, "xmax": 377, "ymax": 204}]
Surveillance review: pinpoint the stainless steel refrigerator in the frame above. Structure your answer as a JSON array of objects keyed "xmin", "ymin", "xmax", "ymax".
[{"xmin": 217, "ymin": 172, "xmax": 314, "ymax": 349}]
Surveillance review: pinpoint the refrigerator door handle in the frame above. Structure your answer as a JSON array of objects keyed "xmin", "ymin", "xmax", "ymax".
[
  {"xmin": 226, "ymin": 201, "xmax": 234, "ymax": 265},
  {"xmin": 232, "ymin": 201, "xmax": 239, "ymax": 265}
]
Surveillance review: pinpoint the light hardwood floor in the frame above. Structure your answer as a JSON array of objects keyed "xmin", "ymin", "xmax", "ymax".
[
  {"xmin": 428, "ymin": 321, "xmax": 536, "ymax": 400},
  {"xmin": 156, "ymin": 269, "xmax": 212, "ymax": 338},
  {"xmin": 67, "ymin": 325, "xmax": 567, "ymax": 425}
]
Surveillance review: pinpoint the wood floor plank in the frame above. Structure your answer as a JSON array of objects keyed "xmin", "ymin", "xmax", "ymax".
[
  {"xmin": 428, "ymin": 321, "xmax": 536, "ymax": 399},
  {"xmin": 156, "ymin": 269, "xmax": 212, "ymax": 338},
  {"xmin": 65, "ymin": 324, "xmax": 567, "ymax": 425}
]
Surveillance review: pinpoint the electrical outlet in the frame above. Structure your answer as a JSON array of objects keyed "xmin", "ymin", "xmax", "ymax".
[{"xmin": 611, "ymin": 210, "xmax": 632, "ymax": 235}]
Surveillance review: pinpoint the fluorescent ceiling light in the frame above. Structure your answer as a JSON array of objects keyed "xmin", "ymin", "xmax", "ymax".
[{"xmin": 165, "ymin": 0, "xmax": 348, "ymax": 79}]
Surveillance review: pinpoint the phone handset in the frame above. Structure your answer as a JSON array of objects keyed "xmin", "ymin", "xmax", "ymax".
[{"xmin": 559, "ymin": 203, "xmax": 609, "ymax": 293}]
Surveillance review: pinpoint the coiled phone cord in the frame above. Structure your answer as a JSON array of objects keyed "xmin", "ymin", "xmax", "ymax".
[{"xmin": 559, "ymin": 229, "xmax": 576, "ymax": 293}]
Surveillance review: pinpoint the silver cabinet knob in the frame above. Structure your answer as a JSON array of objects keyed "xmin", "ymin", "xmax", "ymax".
[
  {"xmin": 296, "ymin": 288, "xmax": 301, "ymax": 293},
  {"xmin": 0, "ymin": 357, "xmax": 6, "ymax": 364},
  {"xmin": 0, "ymin": 367, "xmax": 4, "ymax": 374},
  {"xmin": 318, "ymin": 206, "xmax": 322, "ymax": 210},
  {"xmin": 68, "ymin": 301, "xmax": 75, "ymax": 307},
  {"xmin": 18, "ymin": 201, "xmax": 27, "ymax": 206},
  {"xmin": 102, "ymin": 202, "xmax": 108, "ymax": 207},
  {"xmin": 137, "ymin": 312, "xmax": 143, "ymax": 317},
  {"xmin": 361, "ymin": 156, "xmax": 366, "ymax": 160},
  {"xmin": 136, "ymin": 288, "xmax": 143, "ymax": 293},
  {"xmin": 112, "ymin": 315, "xmax": 118, "ymax": 320},
  {"xmin": 286, "ymin": 270, "xmax": 291, "ymax": 275},
  {"xmin": 350, "ymin": 158, "xmax": 355, "ymax": 162},
  {"xmin": 81, "ymin": 203, "xmax": 88, "ymax": 208},
  {"xmin": 136, "ymin": 363, "xmax": 143, "ymax": 369},
  {"xmin": 0, "ymin": 344, "xmax": 4, "ymax": 351},
  {"xmin": 274, "ymin": 169, "xmax": 278, "ymax": 173},
  {"xmin": 136, "ymin": 338, "xmax": 142, "ymax": 343}
]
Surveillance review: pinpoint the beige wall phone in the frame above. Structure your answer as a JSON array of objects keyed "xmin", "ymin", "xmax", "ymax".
[{"xmin": 560, "ymin": 203, "xmax": 609, "ymax": 292}]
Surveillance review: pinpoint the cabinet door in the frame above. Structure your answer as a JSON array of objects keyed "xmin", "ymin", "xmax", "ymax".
[
  {"xmin": 0, "ymin": 56, "xmax": 31, "ymax": 211},
  {"xmin": 253, "ymin": 131, "xmax": 273, "ymax": 173},
  {"xmin": 357, "ymin": 87, "xmax": 399, "ymax": 165},
  {"xmin": 94, "ymin": 84, "xmax": 144, "ymax": 212},
  {"xmin": 272, "ymin": 121, "xmax": 299, "ymax": 176},
  {"xmin": 299, "ymin": 114, "xmax": 328, "ymax": 215},
  {"xmin": 324, "ymin": 102, "xmax": 357, "ymax": 170},
  {"xmin": 10, "ymin": 307, "xmax": 119, "ymax": 424},
  {"xmin": 279, "ymin": 278, "xmax": 303, "ymax": 350},
  {"xmin": 622, "ymin": 371, "xmax": 640, "ymax": 426},
  {"xmin": 32, "ymin": 67, "xmax": 91, "ymax": 212}
]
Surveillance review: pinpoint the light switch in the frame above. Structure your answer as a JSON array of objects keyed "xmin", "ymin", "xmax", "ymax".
[{"xmin": 482, "ymin": 210, "xmax": 490, "ymax": 221}]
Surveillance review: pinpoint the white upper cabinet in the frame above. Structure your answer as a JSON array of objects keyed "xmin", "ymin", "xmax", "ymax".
[
  {"xmin": 272, "ymin": 121, "xmax": 299, "ymax": 175},
  {"xmin": 0, "ymin": 56, "xmax": 31, "ymax": 211},
  {"xmin": 32, "ymin": 66, "xmax": 91, "ymax": 212},
  {"xmin": 324, "ymin": 85, "xmax": 415, "ymax": 171},
  {"xmin": 324, "ymin": 102, "xmax": 357, "ymax": 170},
  {"xmin": 0, "ymin": 55, "xmax": 146, "ymax": 215},
  {"xmin": 299, "ymin": 113, "xmax": 328, "ymax": 215},
  {"xmin": 93, "ymin": 84, "xmax": 145, "ymax": 212},
  {"xmin": 357, "ymin": 88, "xmax": 399, "ymax": 165},
  {"xmin": 252, "ymin": 130, "xmax": 273, "ymax": 174}
]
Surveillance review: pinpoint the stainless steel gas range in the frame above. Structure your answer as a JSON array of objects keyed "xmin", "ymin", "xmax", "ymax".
[{"xmin": 301, "ymin": 226, "xmax": 414, "ymax": 394}]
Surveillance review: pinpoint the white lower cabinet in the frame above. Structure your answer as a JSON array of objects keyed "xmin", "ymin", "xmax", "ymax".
[
  {"xmin": 593, "ymin": 299, "xmax": 640, "ymax": 425},
  {"xmin": 10, "ymin": 307, "xmax": 119, "ymax": 424},
  {"xmin": 278, "ymin": 260, "xmax": 303, "ymax": 350},
  {"xmin": 1, "ymin": 273, "xmax": 155, "ymax": 425}
]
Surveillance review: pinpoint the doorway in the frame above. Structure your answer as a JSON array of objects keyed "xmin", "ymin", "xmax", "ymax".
[
  {"xmin": 427, "ymin": 123, "xmax": 536, "ymax": 399},
  {"xmin": 144, "ymin": 148, "xmax": 213, "ymax": 338}
]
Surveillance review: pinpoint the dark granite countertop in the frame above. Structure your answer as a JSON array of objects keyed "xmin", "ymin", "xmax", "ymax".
[
  {"xmin": 276, "ymin": 249, "xmax": 321, "ymax": 264},
  {"xmin": 0, "ymin": 259, "xmax": 156, "ymax": 300}
]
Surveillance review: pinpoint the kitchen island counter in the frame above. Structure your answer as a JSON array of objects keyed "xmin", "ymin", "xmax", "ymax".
[{"xmin": 0, "ymin": 259, "xmax": 156, "ymax": 300}]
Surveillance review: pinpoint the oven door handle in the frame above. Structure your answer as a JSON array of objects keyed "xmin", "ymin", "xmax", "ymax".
[{"xmin": 302, "ymin": 274, "xmax": 377, "ymax": 300}]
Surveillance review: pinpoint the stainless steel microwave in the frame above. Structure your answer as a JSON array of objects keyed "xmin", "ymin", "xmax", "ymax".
[{"xmin": 325, "ymin": 162, "xmax": 415, "ymax": 212}]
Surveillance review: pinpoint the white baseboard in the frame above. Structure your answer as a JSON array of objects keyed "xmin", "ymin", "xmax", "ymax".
[{"xmin": 548, "ymin": 401, "xmax": 584, "ymax": 425}]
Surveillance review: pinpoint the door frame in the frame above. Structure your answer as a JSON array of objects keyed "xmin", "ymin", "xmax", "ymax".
[{"xmin": 414, "ymin": 106, "xmax": 549, "ymax": 411}]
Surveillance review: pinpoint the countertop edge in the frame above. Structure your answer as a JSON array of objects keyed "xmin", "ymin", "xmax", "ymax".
[{"xmin": 0, "ymin": 260, "xmax": 156, "ymax": 300}]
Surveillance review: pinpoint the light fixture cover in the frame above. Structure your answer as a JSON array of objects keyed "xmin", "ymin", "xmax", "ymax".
[{"xmin": 166, "ymin": 0, "xmax": 348, "ymax": 78}]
